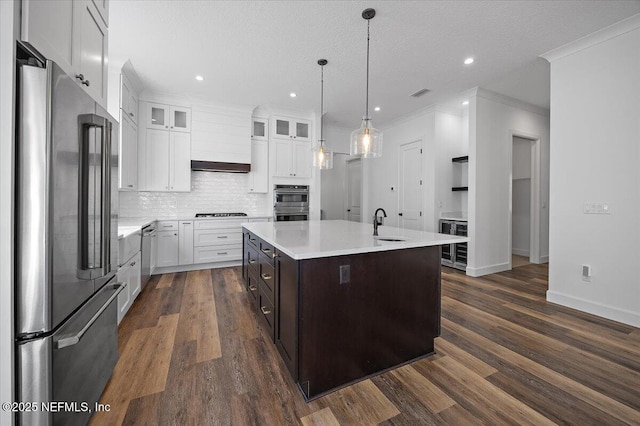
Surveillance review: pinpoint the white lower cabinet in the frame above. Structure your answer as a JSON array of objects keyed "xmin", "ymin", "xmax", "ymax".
[
  {"xmin": 150, "ymin": 230, "xmax": 158, "ymax": 275},
  {"xmin": 178, "ymin": 221, "xmax": 194, "ymax": 265},
  {"xmin": 117, "ymin": 251, "xmax": 141, "ymax": 324},
  {"xmin": 157, "ymin": 229, "xmax": 179, "ymax": 267},
  {"xmin": 249, "ymin": 139, "xmax": 269, "ymax": 193}
]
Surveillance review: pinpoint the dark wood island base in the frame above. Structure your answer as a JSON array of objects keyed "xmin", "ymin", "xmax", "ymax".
[{"xmin": 243, "ymin": 228, "xmax": 442, "ymax": 400}]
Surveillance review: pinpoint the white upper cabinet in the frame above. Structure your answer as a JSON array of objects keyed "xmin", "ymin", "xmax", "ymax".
[
  {"xmin": 119, "ymin": 113, "xmax": 138, "ymax": 190},
  {"xmin": 91, "ymin": 0, "xmax": 109, "ymax": 26},
  {"xmin": 120, "ymin": 73, "xmax": 138, "ymax": 125},
  {"xmin": 145, "ymin": 103, "xmax": 191, "ymax": 133},
  {"xmin": 273, "ymin": 139, "xmax": 311, "ymax": 178},
  {"xmin": 22, "ymin": 0, "xmax": 109, "ymax": 107},
  {"xmin": 139, "ymin": 101, "xmax": 191, "ymax": 192},
  {"xmin": 249, "ymin": 140, "xmax": 268, "ymax": 193},
  {"xmin": 272, "ymin": 116, "xmax": 311, "ymax": 142},
  {"xmin": 252, "ymin": 118, "xmax": 268, "ymax": 141}
]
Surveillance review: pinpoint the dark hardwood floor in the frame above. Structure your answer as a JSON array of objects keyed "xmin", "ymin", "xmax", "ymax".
[{"xmin": 91, "ymin": 263, "xmax": 640, "ymax": 425}]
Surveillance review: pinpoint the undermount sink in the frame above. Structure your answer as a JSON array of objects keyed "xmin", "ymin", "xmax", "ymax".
[{"xmin": 374, "ymin": 236, "xmax": 407, "ymax": 242}]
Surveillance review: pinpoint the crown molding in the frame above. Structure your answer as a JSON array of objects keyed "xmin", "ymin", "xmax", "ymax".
[
  {"xmin": 541, "ymin": 13, "xmax": 640, "ymax": 63},
  {"xmin": 474, "ymin": 87, "xmax": 549, "ymax": 117}
]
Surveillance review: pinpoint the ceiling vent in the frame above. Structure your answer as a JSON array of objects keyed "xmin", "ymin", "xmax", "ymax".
[{"xmin": 410, "ymin": 88, "xmax": 431, "ymax": 98}]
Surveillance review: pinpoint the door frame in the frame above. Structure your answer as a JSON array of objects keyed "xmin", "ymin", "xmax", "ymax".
[
  {"xmin": 345, "ymin": 158, "xmax": 362, "ymax": 222},
  {"xmin": 397, "ymin": 139, "xmax": 424, "ymax": 230},
  {"xmin": 508, "ymin": 131, "xmax": 542, "ymax": 268}
]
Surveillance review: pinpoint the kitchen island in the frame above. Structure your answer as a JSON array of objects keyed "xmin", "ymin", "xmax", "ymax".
[{"xmin": 242, "ymin": 220, "xmax": 468, "ymax": 400}]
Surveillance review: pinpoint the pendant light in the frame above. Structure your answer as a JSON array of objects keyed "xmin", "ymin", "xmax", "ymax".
[
  {"xmin": 350, "ymin": 8, "xmax": 382, "ymax": 158},
  {"xmin": 314, "ymin": 59, "xmax": 333, "ymax": 170}
]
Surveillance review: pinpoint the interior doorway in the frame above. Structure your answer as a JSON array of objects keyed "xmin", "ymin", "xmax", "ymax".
[
  {"xmin": 510, "ymin": 135, "xmax": 536, "ymax": 268},
  {"xmin": 346, "ymin": 159, "xmax": 361, "ymax": 222}
]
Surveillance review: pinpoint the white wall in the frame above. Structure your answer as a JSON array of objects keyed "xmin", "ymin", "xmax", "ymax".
[
  {"xmin": 0, "ymin": 1, "xmax": 18, "ymax": 422},
  {"xmin": 467, "ymin": 88, "xmax": 550, "ymax": 276},
  {"xmin": 512, "ymin": 137, "xmax": 533, "ymax": 256},
  {"xmin": 544, "ymin": 18, "xmax": 640, "ymax": 327},
  {"xmin": 320, "ymin": 125, "xmax": 351, "ymax": 220},
  {"xmin": 119, "ymin": 171, "xmax": 270, "ymax": 218}
]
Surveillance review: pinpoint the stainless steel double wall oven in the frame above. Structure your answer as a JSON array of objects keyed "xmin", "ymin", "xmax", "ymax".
[{"xmin": 273, "ymin": 184, "xmax": 309, "ymax": 221}]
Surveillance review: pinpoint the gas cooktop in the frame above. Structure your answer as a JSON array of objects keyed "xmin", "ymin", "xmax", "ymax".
[{"xmin": 195, "ymin": 213, "xmax": 248, "ymax": 218}]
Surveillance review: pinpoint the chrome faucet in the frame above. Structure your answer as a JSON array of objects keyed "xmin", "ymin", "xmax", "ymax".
[{"xmin": 373, "ymin": 208, "xmax": 387, "ymax": 236}]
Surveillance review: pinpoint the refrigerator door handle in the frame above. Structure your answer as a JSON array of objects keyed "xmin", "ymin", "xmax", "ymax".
[
  {"xmin": 55, "ymin": 282, "xmax": 125, "ymax": 349},
  {"xmin": 78, "ymin": 113, "xmax": 113, "ymax": 280}
]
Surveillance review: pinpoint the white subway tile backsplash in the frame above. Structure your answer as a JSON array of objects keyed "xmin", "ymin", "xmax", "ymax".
[{"xmin": 119, "ymin": 172, "xmax": 269, "ymax": 218}]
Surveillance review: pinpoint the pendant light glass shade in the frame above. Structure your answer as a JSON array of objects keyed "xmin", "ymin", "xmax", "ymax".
[
  {"xmin": 351, "ymin": 117, "xmax": 382, "ymax": 158},
  {"xmin": 313, "ymin": 139, "xmax": 334, "ymax": 169},
  {"xmin": 314, "ymin": 59, "xmax": 333, "ymax": 170},
  {"xmin": 351, "ymin": 8, "xmax": 383, "ymax": 158}
]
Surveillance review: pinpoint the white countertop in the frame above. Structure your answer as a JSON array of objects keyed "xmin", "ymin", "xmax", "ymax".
[
  {"xmin": 242, "ymin": 220, "xmax": 469, "ymax": 260},
  {"xmin": 117, "ymin": 214, "xmax": 271, "ymax": 239}
]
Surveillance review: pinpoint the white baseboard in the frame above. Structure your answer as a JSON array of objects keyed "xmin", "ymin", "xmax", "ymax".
[
  {"xmin": 511, "ymin": 248, "xmax": 529, "ymax": 257},
  {"xmin": 466, "ymin": 261, "xmax": 510, "ymax": 277},
  {"xmin": 539, "ymin": 255, "xmax": 549, "ymax": 263},
  {"xmin": 153, "ymin": 260, "xmax": 242, "ymax": 275},
  {"xmin": 546, "ymin": 290, "xmax": 640, "ymax": 328}
]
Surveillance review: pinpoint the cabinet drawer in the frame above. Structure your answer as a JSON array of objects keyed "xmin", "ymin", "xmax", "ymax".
[
  {"xmin": 247, "ymin": 232, "xmax": 259, "ymax": 249},
  {"xmin": 258, "ymin": 286, "xmax": 275, "ymax": 342},
  {"xmin": 246, "ymin": 268, "xmax": 259, "ymax": 307},
  {"xmin": 193, "ymin": 244, "xmax": 242, "ymax": 264},
  {"xmin": 195, "ymin": 219, "xmax": 243, "ymax": 230},
  {"xmin": 194, "ymin": 229, "xmax": 242, "ymax": 247},
  {"xmin": 247, "ymin": 245, "xmax": 259, "ymax": 274},
  {"xmin": 157, "ymin": 221, "xmax": 179, "ymax": 231},
  {"xmin": 259, "ymin": 240, "xmax": 276, "ymax": 265},
  {"xmin": 259, "ymin": 257, "xmax": 275, "ymax": 303}
]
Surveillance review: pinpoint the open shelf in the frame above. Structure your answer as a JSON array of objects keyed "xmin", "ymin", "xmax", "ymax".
[
  {"xmin": 452, "ymin": 155, "xmax": 469, "ymax": 163},
  {"xmin": 452, "ymin": 186, "xmax": 468, "ymax": 192}
]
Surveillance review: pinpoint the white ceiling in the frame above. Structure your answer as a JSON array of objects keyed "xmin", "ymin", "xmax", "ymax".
[{"xmin": 109, "ymin": 1, "xmax": 640, "ymax": 127}]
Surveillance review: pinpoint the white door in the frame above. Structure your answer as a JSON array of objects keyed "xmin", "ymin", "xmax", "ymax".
[
  {"xmin": 249, "ymin": 140, "xmax": 269, "ymax": 193},
  {"xmin": 76, "ymin": 1, "xmax": 108, "ymax": 105},
  {"xmin": 143, "ymin": 129, "xmax": 170, "ymax": 191},
  {"xmin": 145, "ymin": 102, "xmax": 170, "ymax": 130},
  {"xmin": 170, "ymin": 132, "xmax": 191, "ymax": 191},
  {"xmin": 129, "ymin": 252, "xmax": 142, "ymax": 300},
  {"xmin": 346, "ymin": 159, "xmax": 361, "ymax": 222},
  {"xmin": 178, "ymin": 221, "xmax": 194, "ymax": 265},
  {"xmin": 119, "ymin": 114, "xmax": 137, "ymax": 190},
  {"xmin": 170, "ymin": 106, "xmax": 191, "ymax": 133},
  {"xmin": 398, "ymin": 140, "xmax": 423, "ymax": 230}
]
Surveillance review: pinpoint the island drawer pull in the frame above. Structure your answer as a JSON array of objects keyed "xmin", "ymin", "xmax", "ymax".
[
  {"xmin": 261, "ymin": 306, "xmax": 272, "ymax": 315},
  {"xmin": 249, "ymin": 259, "xmax": 256, "ymax": 264},
  {"xmin": 249, "ymin": 285, "xmax": 257, "ymax": 291},
  {"xmin": 249, "ymin": 238, "xmax": 256, "ymax": 242},
  {"xmin": 261, "ymin": 273, "xmax": 272, "ymax": 280},
  {"xmin": 261, "ymin": 248, "xmax": 271, "ymax": 253},
  {"xmin": 272, "ymin": 252, "xmax": 277, "ymax": 259}
]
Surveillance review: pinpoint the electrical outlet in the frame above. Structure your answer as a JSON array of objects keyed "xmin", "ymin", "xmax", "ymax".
[{"xmin": 339, "ymin": 265, "xmax": 350, "ymax": 284}]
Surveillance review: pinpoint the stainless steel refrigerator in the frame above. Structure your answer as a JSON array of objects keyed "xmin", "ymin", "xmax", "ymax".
[{"xmin": 15, "ymin": 51, "xmax": 124, "ymax": 426}]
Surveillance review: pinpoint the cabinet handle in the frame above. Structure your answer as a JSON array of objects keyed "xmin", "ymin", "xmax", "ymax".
[
  {"xmin": 165, "ymin": 126, "xmax": 168, "ymax": 129},
  {"xmin": 398, "ymin": 213, "xmax": 403, "ymax": 216},
  {"xmin": 261, "ymin": 273, "xmax": 272, "ymax": 280},
  {"xmin": 163, "ymin": 225, "xmax": 173, "ymax": 227},
  {"xmin": 217, "ymin": 236, "xmax": 228, "ymax": 239},
  {"xmin": 249, "ymin": 285, "xmax": 257, "ymax": 291},
  {"xmin": 261, "ymin": 306, "xmax": 272, "ymax": 315},
  {"xmin": 249, "ymin": 259, "xmax": 256, "ymax": 264},
  {"xmin": 182, "ymin": 222, "xmax": 192, "ymax": 224},
  {"xmin": 218, "ymin": 252, "xmax": 228, "ymax": 255},
  {"xmin": 174, "ymin": 233, "xmax": 177, "ymax": 236},
  {"xmin": 127, "ymin": 184, "xmax": 133, "ymax": 188},
  {"xmin": 261, "ymin": 248, "xmax": 271, "ymax": 253},
  {"xmin": 82, "ymin": 80, "xmax": 90, "ymax": 87},
  {"xmin": 271, "ymin": 252, "xmax": 277, "ymax": 259},
  {"xmin": 75, "ymin": 74, "xmax": 85, "ymax": 81},
  {"xmin": 129, "ymin": 112, "xmax": 134, "ymax": 117}
]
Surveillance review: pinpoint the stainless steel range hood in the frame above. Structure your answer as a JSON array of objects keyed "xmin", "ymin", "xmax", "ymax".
[{"xmin": 190, "ymin": 160, "xmax": 251, "ymax": 173}]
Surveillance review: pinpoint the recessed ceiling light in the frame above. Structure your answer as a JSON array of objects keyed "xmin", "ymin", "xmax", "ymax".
[
  {"xmin": 374, "ymin": 106, "xmax": 381, "ymax": 112},
  {"xmin": 464, "ymin": 57, "xmax": 474, "ymax": 65},
  {"xmin": 462, "ymin": 100, "xmax": 469, "ymax": 106},
  {"xmin": 195, "ymin": 75, "xmax": 204, "ymax": 81},
  {"xmin": 290, "ymin": 92, "xmax": 297, "ymax": 98}
]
